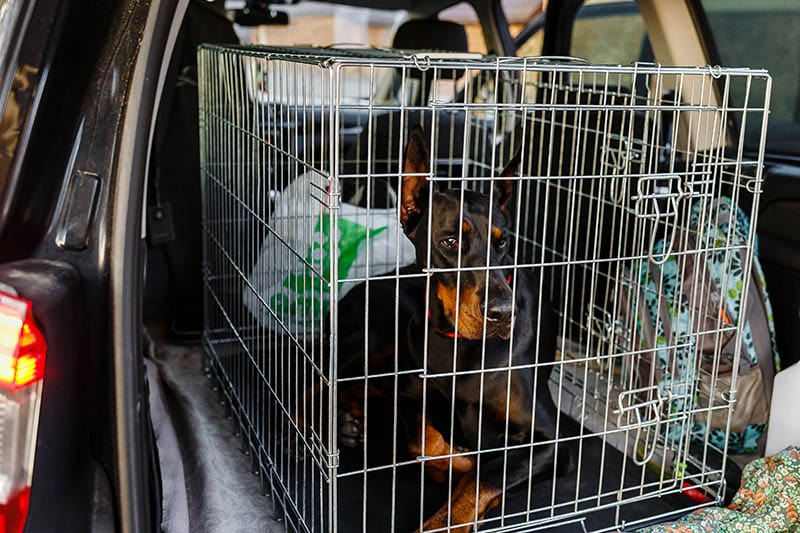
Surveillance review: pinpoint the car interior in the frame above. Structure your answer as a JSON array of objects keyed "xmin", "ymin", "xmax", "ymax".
[{"xmin": 139, "ymin": 0, "xmax": 800, "ymax": 530}]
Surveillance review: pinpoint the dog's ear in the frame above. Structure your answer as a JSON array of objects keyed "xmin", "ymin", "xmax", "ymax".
[
  {"xmin": 495, "ymin": 148, "xmax": 522, "ymax": 212},
  {"xmin": 400, "ymin": 126, "xmax": 431, "ymax": 234}
]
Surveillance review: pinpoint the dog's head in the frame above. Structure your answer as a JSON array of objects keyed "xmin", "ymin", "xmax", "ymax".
[{"xmin": 400, "ymin": 126, "xmax": 521, "ymax": 340}]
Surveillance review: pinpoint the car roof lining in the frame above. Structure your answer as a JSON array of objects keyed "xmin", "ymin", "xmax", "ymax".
[{"xmin": 297, "ymin": 0, "xmax": 461, "ymax": 16}]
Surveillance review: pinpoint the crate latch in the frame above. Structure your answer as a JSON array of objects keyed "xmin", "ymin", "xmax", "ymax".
[
  {"xmin": 602, "ymin": 136, "xmax": 643, "ymax": 172},
  {"xmin": 588, "ymin": 305, "xmax": 630, "ymax": 350},
  {"xmin": 616, "ymin": 386, "xmax": 665, "ymax": 466},
  {"xmin": 632, "ymin": 175, "xmax": 694, "ymax": 265}
]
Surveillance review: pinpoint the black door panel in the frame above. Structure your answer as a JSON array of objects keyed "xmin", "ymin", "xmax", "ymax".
[{"xmin": 758, "ymin": 164, "xmax": 800, "ymax": 367}]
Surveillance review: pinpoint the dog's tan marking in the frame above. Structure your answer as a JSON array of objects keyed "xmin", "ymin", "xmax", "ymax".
[
  {"xmin": 408, "ymin": 414, "xmax": 475, "ymax": 484},
  {"xmin": 436, "ymin": 281, "xmax": 458, "ymax": 323},
  {"xmin": 416, "ymin": 475, "xmax": 502, "ymax": 533},
  {"xmin": 435, "ymin": 282, "xmax": 485, "ymax": 339},
  {"xmin": 462, "ymin": 220, "xmax": 471, "ymax": 234},
  {"xmin": 492, "ymin": 226, "xmax": 502, "ymax": 240},
  {"xmin": 457, "ymin": 287, "xmax": 487, "ymax": 339}
]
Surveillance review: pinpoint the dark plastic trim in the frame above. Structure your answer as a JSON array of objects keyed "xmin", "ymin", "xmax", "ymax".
[{"xmin": 108, "ymin": 0, "xmax": 187, "ymax": 531}]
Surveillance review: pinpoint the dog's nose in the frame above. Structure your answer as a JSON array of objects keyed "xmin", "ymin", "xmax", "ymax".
[{"xmin": 486, "ymin": 301, "xmax": 513, "ymax": 323}]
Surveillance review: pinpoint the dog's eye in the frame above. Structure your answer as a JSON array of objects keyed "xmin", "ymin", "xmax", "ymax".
[
  {"xmin": 497, "ymin": 237, "xmax": 509, "ymax": 249},
  {"xmin": 440, "ymin": 237, "xmax": 458, "ymax": 249}
]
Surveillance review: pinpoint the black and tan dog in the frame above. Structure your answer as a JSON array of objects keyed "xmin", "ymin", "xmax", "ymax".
[{"xmin": 395, "ymin": 126, "xmax": 570, "ymax": 532}]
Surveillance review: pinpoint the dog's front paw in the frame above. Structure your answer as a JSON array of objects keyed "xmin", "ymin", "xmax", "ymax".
[
  {"xmin": 416, "ymin": 512, "xmax": 473, "ymax": 533},
  {"xmin": 338, "ymin": 409, "xmax": 364, "ymax": 448}
]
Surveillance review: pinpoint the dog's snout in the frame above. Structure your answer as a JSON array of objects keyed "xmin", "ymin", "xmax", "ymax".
[{"xmin": 486, "ymin": 301, "xmax": 513, "ymax": 322}]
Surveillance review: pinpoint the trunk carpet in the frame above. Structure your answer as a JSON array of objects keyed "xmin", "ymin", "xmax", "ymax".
[
  {"xmin": 146, "ymin": 334, "xmax": 723, "ymax": 532},
  {"xmin": 147, "ymin": 337, "xmax": 283, "ymax": 532}
]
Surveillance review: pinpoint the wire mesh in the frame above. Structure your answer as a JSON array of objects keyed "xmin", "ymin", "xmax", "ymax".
[{"xmin": 198, "ymin": 44, "xmax": 771, "ymax": 532}]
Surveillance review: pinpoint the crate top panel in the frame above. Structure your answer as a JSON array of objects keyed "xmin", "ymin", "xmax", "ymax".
[{"xmin": 197, "ymin": 44, "xmax": 770, "ymax": 78}]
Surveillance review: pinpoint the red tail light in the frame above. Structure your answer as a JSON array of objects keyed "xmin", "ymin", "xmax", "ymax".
[
  {"xmin": 0, "ymin": 488, "xmax": 30, "ymax": 533},
  {"xmin": 0, "ymin": 299, "xmax": 46, "ymax": 391},
  {"xmin": 0, "ymin": 291, "xmax": 46, "ymax": 533}
]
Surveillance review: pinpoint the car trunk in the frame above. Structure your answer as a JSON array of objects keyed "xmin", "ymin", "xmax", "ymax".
[
  {"xmin": 144, "ymin": 330, "xmax": 726, "ymax": 532},
  {"xmin": 140, "ymin": 3, "xmax": 780, "ymax": 532}
]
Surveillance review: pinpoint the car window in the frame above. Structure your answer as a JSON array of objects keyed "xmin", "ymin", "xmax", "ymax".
[
  {"xmin": 700, "ymin": 0, "xmax": 800, "ymax": 155},
  {"xmin": 509, "ymin": 0, "xmax": 545, "ymax": 57},
  {"xmin": 511, "ymin": 0, "xmax": 649, "ymax": 64},
  {"xmin": 438, "ymin": 2, "xmax": 487, "ymax": 54},
  {"xmin": 570, "ymin": 0, "xmax": 650, "ymax": 65},
  {"xmin": 239, "ymin": 1, "xmax": 406, "ymax": 48}
]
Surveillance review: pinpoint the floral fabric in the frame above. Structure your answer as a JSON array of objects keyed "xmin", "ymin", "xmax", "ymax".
[
  {"xmin": 634, "ymin": 197, "xmax": 779, "ymax": 454},
  {"xmin": 640, "ymin": 447, "xmax": 800, "ymax": 533}
]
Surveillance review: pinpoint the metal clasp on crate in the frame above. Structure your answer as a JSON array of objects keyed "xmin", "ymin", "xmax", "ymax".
[
  {"xmin": 326, "ymin": 449, "xmax": 340, "ymax": 470},
  {"xmin": 745, "ymin": 175, "xmax": 763, "ymax": 194},
  {"xmin": 588, "ymin": 305, "xmax": 630, "ymax": 350},
  {"xmin": 632, "ymin": 174, "xmax": 690, "ymax": 220},
  {"xmin": 632, "ymin": 175, "xmax": 693, "ymax": 265},
  {"xmin": 616, "ymin": 386, "xmax": 665, "ymax": 466},
  {"xmin": 602, "ymin": 136, "xmax": 643, "ymax": 172}
]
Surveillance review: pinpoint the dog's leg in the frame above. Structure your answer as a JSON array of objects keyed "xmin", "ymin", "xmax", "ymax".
[
  {"xmin": 337, "ymin": 380, "xmax": 392, "ymax": 448},
  {"xmin": 337, "ymin": 382, "xmax": 365, "ymax": 448},
  {"xmin": 415, "ymin": 473, "xmax": 502, "ymax": 533},
  {"xmin": 418, "ymin": 441, "xmax": 558, "ymax": 532},
  {"xmin": 408, "ymin": 414, "xmax": 475, "ymax": 484}
]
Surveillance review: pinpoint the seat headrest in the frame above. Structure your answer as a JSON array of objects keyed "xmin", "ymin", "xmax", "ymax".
[
  {"xmin": 392, "ymin": 18, "xmax": 469, "ymax": 54},
  {"xmin": 392, "ymin": 19, "xmax": 469, "ymax": 81}
]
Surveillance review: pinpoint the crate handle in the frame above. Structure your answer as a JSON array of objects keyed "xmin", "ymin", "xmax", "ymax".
[
  {"xmin": 631, "ymin": 175, "xmax": 692, "ymax": 265},
  {"xmin": 587, "ymin": 305, "xmax": 629, "ymax": 349},
  {"xmin": 616, "ymin": 386, "xmax": 664, "ymax": 465}
]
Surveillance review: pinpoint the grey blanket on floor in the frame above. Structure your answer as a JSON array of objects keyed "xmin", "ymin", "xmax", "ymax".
[{"xmin": 146, "ymin": 341, "xmax": 284, "ymax": 532}]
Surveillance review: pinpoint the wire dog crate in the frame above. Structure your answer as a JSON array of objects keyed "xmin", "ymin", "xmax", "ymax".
[{"xmin": 198, "ymin": 44, "xmax": 771, "ymax": 532}]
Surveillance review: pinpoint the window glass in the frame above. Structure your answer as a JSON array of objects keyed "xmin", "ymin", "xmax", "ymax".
[
  {"xmin": 570, "ymin": 0, "xmax": 650, "ymax": 65},
  {"xmin": 437, "ymin": 3, "xmax": 487, "ymax": 54},
  {"xmin": 701, "ymin": 0, "xmax": 800, "ymax": 153},
  {"xmin": 235, "ymin": 2, "xmax": 487, "ymax": 105},
  {"xmin": 231, "ymin": 3, "xmax": 407, "ymax": 105},
  {"xmin": 508, "ymin": 0, "xmax": 546, "ymax": 56},
  {"xmin": 507, "ymin": 0, "xmax": 545, "ymax": 46},
  {"xmin": 236, "ymin": 1, "xmax": 406, "ymax": 48}
]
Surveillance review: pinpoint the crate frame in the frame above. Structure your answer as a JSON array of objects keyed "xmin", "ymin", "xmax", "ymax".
[{"xmin": 198, "ymin": 44, "xmax": 772, "ymax": 533}]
